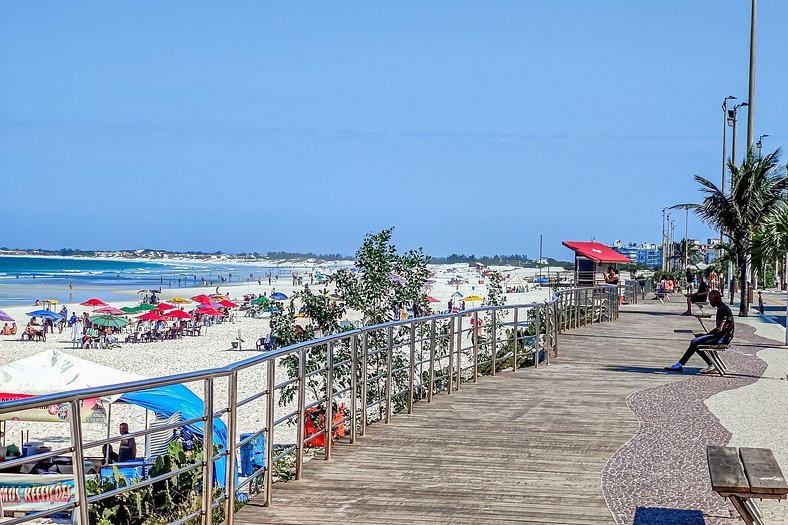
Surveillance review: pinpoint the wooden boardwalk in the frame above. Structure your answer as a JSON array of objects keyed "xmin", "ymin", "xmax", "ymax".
[{"xmin": 236, "ymin": 301, "xmax": 703, "ymax": 524}]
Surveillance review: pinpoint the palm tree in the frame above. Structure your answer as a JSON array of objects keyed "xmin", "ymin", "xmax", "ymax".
[
  {"xmin": 672, "ymin": 239, "xmax": 703, "ymax": 269},
  {"xmin": 692, "ymin": 149, "xmax": 787, "ymax": 316},
  {"xmin": 752, "ymin": 206, "xmax": 788, "ymax": 286}
]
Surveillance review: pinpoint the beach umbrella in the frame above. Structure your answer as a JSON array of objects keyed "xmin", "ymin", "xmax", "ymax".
[
  {"xmin": 26, "ymin": 310, "xmax": 64, "ymax": 320},
  {"xmin": 157, "ymin": 303, "xmax": 176, "ymax": 311},
  {"xmin": 95, "ymin": 306, "xmax": 126, "ymax": 315},
  {"xmin": 0, "ymin": 309, "xmax": 14, "ymax": 322},
  {"xmin": 138, "ymin": 311, "xmax": 167, "ymax": 321},
  {"xmin": 136, "ymin": 303, "xmax": 157, "ymax": 311},
  {"xmin": 426, "ymin": 296, "xmax": 439, "ymax": 303},
  {"xmin": 81, "ymin": 298, "xmax": 107, "ymax": 307},
  {"xmin": 462, "ymin": 295, "xmax": 484, "ymax": 302},
  {"xmin": 163, "ymin": 309, "xmax": 193, "ymax": 320},
  {"xmin": 169, "ymin": 297, "xmax": 192, "ymax": 305},
  {"xmin": 191, "ymin": 294, "xmax": 213, "ymax": 304},
  {"xmin": 89, "ymin": 314, "xmax": 129, "ymax": 328},
  {"xmin": 218, "ymin": 299, "xmax": 238, "ymax": 308},
  {"xmin": 270, "ymin": 292, "xmax": 288, "ymax": 301},
  {"xmin": 197, "ymin": 301, "xmax": 222, "ymax": 310},
  {"xmin": 197, "ymin": 307, "xmax": 224, "ymax": 317},
  {"xmin": 324, "ymin": 293, "xmax": 342, "ymax": 301},
  {"xmin": 252, "ymin": 296, "xmax": 269, "ymax": 305},
  {"xmin": 451, "ymin": 291, "xmax": 464, "ymax": 298},
  {"xmin": 211, "ymin": 294, "xmax": 228, "ymax": 301},
  {"xmin": 121, "ymin": 306, "xmax": 142, "ymax": 314}
]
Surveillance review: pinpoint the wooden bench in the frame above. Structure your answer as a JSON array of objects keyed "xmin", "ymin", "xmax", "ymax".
[{"xmin": 708, "ymin": 446, "xmax": 788, "ymax": 525}]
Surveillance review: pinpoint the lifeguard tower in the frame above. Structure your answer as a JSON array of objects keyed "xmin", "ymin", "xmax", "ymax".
[{"xmin": 562, "ymin": 241, "xmax": 631, "ymax": 287}]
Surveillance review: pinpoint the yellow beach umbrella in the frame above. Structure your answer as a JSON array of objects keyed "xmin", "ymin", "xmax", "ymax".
[
  {"xmin": 462, "ymin": 295, "xmax": 484, "ymax": 302},
  {"xmin": 169, "ymin": 297, "xmax": 192, "ymax": 305}
]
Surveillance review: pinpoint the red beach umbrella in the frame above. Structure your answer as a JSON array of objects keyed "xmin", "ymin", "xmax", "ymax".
[
  {"xmin": 157, "ymin": 303, "xmax": 176, "ymax": 311},
  {"xmin": 218, "ymin": 299, "xmax": 238, "ymax": 308},
  {"xmin": 191, "ymin": 294, "xmax": 213, "ymax": 305},
  {"xmin": 163, "ymin": 309, "xmax": 193, "ymax": 320},
  {"xmin": 426, "ymin": 296, "xmax": 439, "ymax": 303},
  {"xmin": 138, "ymin": 311, "xmax": 167, "ymax": 321},
  {"xmin": 81, "ymin": 298, "xmax": 107, "ymax": 307}
]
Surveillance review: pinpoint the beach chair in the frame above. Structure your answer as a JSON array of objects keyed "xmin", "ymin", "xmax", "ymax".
[{"xmin": 144, "ymin": 412, "xmax": 182, "ymax": 474}]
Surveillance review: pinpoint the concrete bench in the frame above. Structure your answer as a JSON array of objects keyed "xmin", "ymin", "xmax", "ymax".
[{"xmin": 707, "ymin": 446, "xmax": 788, "ymax": 525}]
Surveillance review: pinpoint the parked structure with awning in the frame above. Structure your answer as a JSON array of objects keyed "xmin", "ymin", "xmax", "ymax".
[{"xmin": 562, "ymin": 241, "xmax": 630, "ymax": 286}]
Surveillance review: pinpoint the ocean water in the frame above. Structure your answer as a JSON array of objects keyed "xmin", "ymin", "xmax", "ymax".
[{"xmin": 0, "ymin": 256, "xmax": 290, "ymax": 306}]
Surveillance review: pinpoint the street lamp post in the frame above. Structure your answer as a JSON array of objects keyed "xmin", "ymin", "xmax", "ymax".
[
  {"xmin": 728, "ymin": 102, "xmax": 748, "ymax": 167},
  {"xmin": 757, "ymin": 134, "xmax": 769, "ymax": 158},
  {"xmin": 720, "ymin": 96, "xmax": 736, "ymax": 291},
  {"xmin": 661, "ymin": 208, "xmax": 667, "ymax": 271}
]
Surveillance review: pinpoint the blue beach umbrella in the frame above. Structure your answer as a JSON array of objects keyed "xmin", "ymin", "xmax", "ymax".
[
  {"xmin": 270, "ymin": 292, "xmax": 288, "ymax": 301},
  {"xmin": 26, "ymin": 310, "xmax": 64, "ymax": 320},
  {"xmin": 0, "ymin": 309, "xmax": 14, "ymax": 322}
]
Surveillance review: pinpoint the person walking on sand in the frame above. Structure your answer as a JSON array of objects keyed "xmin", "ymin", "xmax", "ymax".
[{"xmin": 665, "ymin": 290, "xmax": 734, "ymax": 374}]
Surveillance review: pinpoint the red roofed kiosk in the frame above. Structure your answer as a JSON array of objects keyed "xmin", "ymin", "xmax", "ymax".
[{"xmin": 562, "ymin": 241, "xmax": 631, "ymax": 286}]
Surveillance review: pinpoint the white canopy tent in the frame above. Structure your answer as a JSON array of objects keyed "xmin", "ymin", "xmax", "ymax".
[{"xmin": 0, "ymin": 349, "xmax": 144, "ymax": 398}]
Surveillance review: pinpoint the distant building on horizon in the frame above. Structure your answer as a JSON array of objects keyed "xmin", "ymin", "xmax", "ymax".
[{"xmin": 612, "ymin": 241, "xmax": 662, "ymax": 269}]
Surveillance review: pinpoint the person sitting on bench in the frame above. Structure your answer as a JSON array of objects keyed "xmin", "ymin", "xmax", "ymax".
[
  {"xmin": 666, "ymin": 290, "xmax": 734, "ymax": 373},
  {"xmin": 681, "ymin": 274, "xmax": 709, "ymax": 315}
]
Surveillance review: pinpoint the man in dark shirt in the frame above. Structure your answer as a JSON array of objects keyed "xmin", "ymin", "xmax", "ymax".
[
  {"xmin": 682, "ymin": 274, "xmax": 710, "ymax": 315},
  {"xmin": 666, "ymin": 290, "xmax": 734, "ymax": 373}
]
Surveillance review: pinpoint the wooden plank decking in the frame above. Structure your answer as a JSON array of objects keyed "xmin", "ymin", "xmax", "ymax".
[{"xmin": 236, "ymin": 301, "xmax": 699, "ymax": 524}]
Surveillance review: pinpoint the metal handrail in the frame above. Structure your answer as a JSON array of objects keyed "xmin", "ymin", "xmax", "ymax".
[{"xmin": 0, "ymin": 284, "xmax": 619, "ymax": 525}]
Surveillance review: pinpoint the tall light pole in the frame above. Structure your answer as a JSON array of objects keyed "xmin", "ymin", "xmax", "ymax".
[
  {"xmin": 746, "ymin": 0, "xmax": 757, "ymax": 152},
  {"xmin": 728, "ymin": 102, "xmax": 749, "ymax": 167},
  {"xmin": 661, "ymin": 208, "xmax": 667, "ymax": 271},
  {"xmin": 720, "ymin": 96, "xmax": 736, "ymax": 254},
  {"xmin": 757, "ymin": 134, "xmax": 769, "ymax": 158}
]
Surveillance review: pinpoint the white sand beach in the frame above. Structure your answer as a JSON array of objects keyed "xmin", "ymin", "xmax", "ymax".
[{"xmin": 0, "ymin": 263, "xmax": 555, "ymax": 453}]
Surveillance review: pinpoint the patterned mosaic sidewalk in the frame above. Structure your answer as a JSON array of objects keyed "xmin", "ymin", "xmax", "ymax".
[{"xmin": 602, "ymin": 317, "xmax": 775, "ymax": 525}]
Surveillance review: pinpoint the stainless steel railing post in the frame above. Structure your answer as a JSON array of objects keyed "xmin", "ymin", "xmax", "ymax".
[
  {"xmin": 447, "ymin": 317, "xmax": 454, "ymax": 394},
  {"xmin": 428, "ymin": 319, "xmax": 436, "ymax": 402},
  {"xmin": 360, "ymin": 332, "xmax": 368, "ymax": 436},
  {"xmin": 512, "ymin": 307, "xmax": 518, "ymax": 372},
  {"xmin": 455, "ymin": 315, "xmax": 463, "ymax": 389},
  {"xmin": 295, "ymin": 348, "xmax": 306, "ymax": 479},
  {"xmin": 472, "ymin": 311, "xmax": 479, "ymax": 383},
  {"xmin": 350, "ymin": 335, "xmax": 358, "ymax": 444},
  {"xmin": 69, "ymin": 400, "xmax": 89, "ymax": 525},
  {"xmin": 534, "ymin": 305, "xmax": 541, "ymax": 369},
  {"xmin": 263, "ymin": 363, "xmax": 274, "ymax": 506},
  {"xmin": 490, "ymin": 309, "xmax": 497, "ymax": 376},
  {"xmin": 385, "ymin": 326, "xmax": 393, "ymax": 423},
  {"xmin": 325, "ymin": 341, "xmax": 334, "ymax": 460},
  {"xmin": 408, "ymin": 323, "xmax": 416, "ymax": 413},
  {"xmin": 574, "ymin": 290, "xmax": 579, "ymax": 328},
  {"xmin": 225, "ymin": 372, "xmax": 238, "ymax": 525},
  {"xmin": 590, "ymin": 289, "xmax": 595, "ymax": 325},
  {"xmin": 202, "ymin": 378, "xmax": 216, "ymax": 522}
]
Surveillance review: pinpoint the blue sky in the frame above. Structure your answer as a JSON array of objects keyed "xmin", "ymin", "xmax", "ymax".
[{"xmin": 1, "ymin": 2, "xmax": 786, "ymax": 259}]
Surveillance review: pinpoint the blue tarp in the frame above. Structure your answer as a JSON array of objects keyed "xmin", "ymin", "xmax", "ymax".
[{"xmin": 120, "ymin": 384, "xmax": 231, "ymax": 488}]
